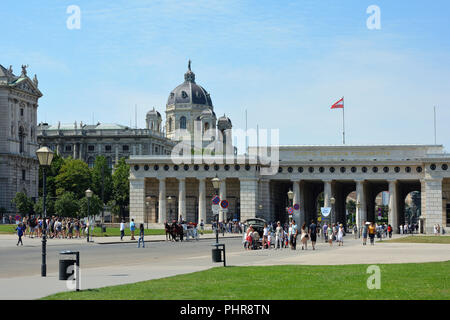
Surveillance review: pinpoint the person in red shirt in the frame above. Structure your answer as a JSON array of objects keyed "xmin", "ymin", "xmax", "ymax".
[{"xmin": 387, "ymin": 224, "xmax": 393, "ymax": 238}]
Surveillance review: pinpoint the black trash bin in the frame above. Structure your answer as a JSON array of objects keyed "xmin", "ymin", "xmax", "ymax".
[
  {"xmin": 58, "ymin": 251, "xmax": 80, "ymax": 291},
  {"xmin": 59, "ymin": 259, "xmax": 75, "ymax": 280},
  {"xmin": 102, "ymin": 226, "xmax": 107, "ymax": 233},
  {"xmin": 212, "ymin": 248, "xmax": 222, "ymax": 263}
]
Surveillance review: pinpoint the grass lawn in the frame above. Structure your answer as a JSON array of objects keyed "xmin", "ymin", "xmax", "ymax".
[
  {"xmin": 0, "ymin": 224, "xmax": 19, "ymax": 234},
  {"xmin": 43, "ymin": 261, "xmax": 450, "ymax": 300},
  {"xmin": 381, "ymin": 236, "xmax": 450, "ymax": 244},
  {"xmin": 0, "ymin": 224, "xmax": 212, "ymax": 237}
]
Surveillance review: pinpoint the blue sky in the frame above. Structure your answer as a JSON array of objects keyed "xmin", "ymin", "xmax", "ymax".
[{"xmin": 2, "ymin": 0, "xmax": 450, "ymax": 150}]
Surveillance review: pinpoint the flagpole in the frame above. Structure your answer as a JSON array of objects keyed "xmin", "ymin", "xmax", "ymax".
[{"xmin": 342, "ymin": 96, "xmax": 345, "ymax": 145}]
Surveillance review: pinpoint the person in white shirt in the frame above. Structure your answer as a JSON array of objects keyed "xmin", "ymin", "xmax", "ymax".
[{"xmin": 120, "ymin": 220, "xmax": 125, "ymax": 241}]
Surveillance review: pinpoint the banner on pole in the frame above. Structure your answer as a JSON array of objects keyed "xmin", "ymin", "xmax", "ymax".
[{"xmin": 321, "ymin": 207, "xmax": 332, "ymax": 217}]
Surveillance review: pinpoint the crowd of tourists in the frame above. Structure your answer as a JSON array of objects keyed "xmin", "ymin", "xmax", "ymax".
[{"xmin": 242, "ymin": 219, "xmax": 416, "ymax": 251}]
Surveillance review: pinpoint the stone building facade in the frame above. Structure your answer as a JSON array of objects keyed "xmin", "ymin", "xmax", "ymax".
[
  {"xmin": 127, "ymin": 144, "xmax": 450, "ymax": 235},
  {"xmin": 37, "ymin": 122, "xmax": 175, "ymax": 168},
  {"xmin": 0, "ymin": 64, "xmax": 42, "ymax": 214}
]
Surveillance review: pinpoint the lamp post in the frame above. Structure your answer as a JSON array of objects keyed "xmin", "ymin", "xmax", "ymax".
[
  {"xmin": 287, "ymin": 189, "xmax": 294, "ymax": 222},
  {"xmin": 36, "ymin": 146, "xmax": 54, "ymax": 277},
  {"xmin": 145, "ymin": 196, "xmax": 152, "ymax": 230},
  {"xmin": 167, "ymin": 196, "xmax": 173, "ymax": 222},
  {"xmin": 211, "ymin": 175, "xmax": 220, "ymax": 244},
  {"xmin": 330, "ymin": 197, "xmax": 336, "ymax": 225},
  {"xmin": 85, "ymin": 189, "xmax": 93, "ymax": 242}
]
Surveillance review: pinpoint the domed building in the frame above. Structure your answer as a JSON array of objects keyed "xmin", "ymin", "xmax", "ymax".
[{"xmin": 165, "ymin": 60, "xmax": 220, "ymax": 141}]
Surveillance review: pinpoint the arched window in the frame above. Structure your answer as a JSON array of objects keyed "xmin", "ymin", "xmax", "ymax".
[
  {"xmin": 180, "ymin": 116, "xmax": 187, "ymax": 129},
  {"xmin": 19, "ymin": 126, "xmax": 25, "ymax": 153},
  {"xmin": 204, "ymin": 122, "xmax": 209, "ymax": 132}
]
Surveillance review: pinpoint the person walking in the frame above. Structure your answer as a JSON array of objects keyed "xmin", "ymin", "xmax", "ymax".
[
  {"xmin": 337, "ymin": 224, "xmax": 344, "ymax": 246},
  {"xmin": 300, "ymin": 222, "xmax": 308, "ymax": 250},
  {"xmin": 262, "ymin": 223, "xmax": 269, "ymax": 249},
  {"xmin": 353, "ymin": 224, "xmax": 358, "ymax": 239},
  {"xmin": 291, "ymin": 220, "xmax": 298, "ymax": 250},
  {"xmin": 388, "ymin": 224, "xmax": 393, "ymax": 238},
  {"xmin": 323, "ymin": 223, "xmax": 328, "ymax": 243},
  {"xmin": 361, "ymin": 221, "xmax": 368, "ymax": 245},
  {"xmin": 275, "ymin": 221, "xmax": 283, "ymax": 249},
  {"xmin": 368, "ymin": 222, "xmax": 376, "ymax": 245},
  {"xmin": 120, "ymin": 219, "xmax": 125, "ymax": 241},
  {"xmin": 130, "ymin": 219, "xmax": 136, "ymax": 240},
  {"xmin": 16, "ymin": 223, "xmax": 24, "ymax": 246},
  {"xmin": 327, "ymin": 223, "xmax": 333, "ymax": 246},
  {"xmin": 137, "ymin": 224, "xmax": 145, "ymax": 248},
  {"xmin": 309, "ymin": 220, "xmax": 317, "ymax": 250},
  {"xmin": 200, "ymin": 219, "xmax": 204, "ymax": 235}
]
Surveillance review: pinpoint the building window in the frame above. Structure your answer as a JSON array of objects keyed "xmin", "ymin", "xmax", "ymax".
[
  {"xmin": 65, "ymin": 145, "xmax": 72, "ymax": 152},
  {"xmin": 106, "ymin": 157, "xmax": 112, "ymax": 169},
  {"xmin": 123, "ymin": 145, "xmax": 129, "ymax": 152},
  {"xmin": 105, "ymin": 145, "xmax": 112, "ymax": 152},
  {"xmin": 298, "ymin": 167, "xmax": 304, "ymax": 173},
  {"xmin": 19, "ymin": 127, "xmax": 25, "ymax": 153},
  {"xmin": 22, "ymin": 170, "xmax": 26, "ymax": 181},
  {"xmin": 20, "ymin": 108, "xmax": 24, "ymax": 116},
  {"xmin": 180, "ymin": 116, "xmax": 187, "ymax": 129},
  {"xmin": 88, "ymin": 145, "xmax": 95, "ymax": 152},
  {"xmin": 88, "ymin": 157, "xmax": 95, "ymax": 168}
]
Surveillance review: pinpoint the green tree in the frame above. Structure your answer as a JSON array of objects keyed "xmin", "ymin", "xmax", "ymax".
[
  {"xmin": 79, "ymin": 194, "xmax": 103, "ymax": 218},
  {"xmin": 11, "ymin": 192, "xmax": 34, "ymax": 216},
  {"xmin": 91, "ymin": 155, "xmax": 113, "ymax": 205},
  {"xmin": 55, "ymin": 159, "xmax": 91, "ymax": 199},
  {"xmin": 38, "ymin": 153, "xmax": 65, "ymax": 200},
  {"xmin": 112, "ymin": 158, "xmax": 130, "ymax": 219},
  {"xmin": 33, "ymin": 197, "xmax": 55, "ymax": 217},
  {"xmin": 54, "ymin": 192, "xmax": 79, "ymax": 217}
]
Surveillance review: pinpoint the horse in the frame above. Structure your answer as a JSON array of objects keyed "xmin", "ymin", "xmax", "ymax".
[{"xmin": 164, "ymin": 222, "xmax": 172, "ymax": 241}]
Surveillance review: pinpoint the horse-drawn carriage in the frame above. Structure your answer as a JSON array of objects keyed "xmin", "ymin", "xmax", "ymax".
[{"xmin": 165, "ymin": 221, "xmax": 199, "ymax": 241}]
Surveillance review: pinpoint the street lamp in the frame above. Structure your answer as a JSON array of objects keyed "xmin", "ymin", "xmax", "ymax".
[
  {"xmin": 85, "ymin": 189, "xmax": 93, "ymax": 242},
  {"xmin": 145, "ymin": 196, "xmax": 152, "ymax": 230},
  {"xmin": 167, "ymin": 196, "xmax": 173, "ymax": 222},
  {"xmin": 36, "ymin": 146, "xmax": 54, "ymax": 277},
  {"xmin": 330, "ymin": 197, "xmax": 336, "ymax": 225},
  {"xmin": 287, "ymin": 189, "xmax": 294, "ymax": 222},
  {"xmin": 211, "ymin": 175, "xmax": 220, "ymax": 244}
]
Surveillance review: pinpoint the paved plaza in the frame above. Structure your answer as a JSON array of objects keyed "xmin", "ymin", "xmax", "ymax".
[{"xmin": 0, "ymin": 233, "xmax": 449, "ymax": 300}]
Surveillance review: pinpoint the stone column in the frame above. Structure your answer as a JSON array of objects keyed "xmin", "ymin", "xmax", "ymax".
[
  {"xmin": 240, "ymin": 178, "xmax": 258, "ymax": 222},
  {"xmin": 129, "ymin": 178, "xmax": 145, "ymax": 224},
  {"xmin": 299, "ymin": 181, "xmax": 306, "ymax": 227},
  {"xmin": 219, "ymin": 178, "xmax": 227, "ymax": 222},
  {"xmin": 421, "ymin": 178, "xmax": 443, "ymax": 234},
  {"xmin": 158, "ymin": 178, "xmax": 166, "ymax": 223},
  {"xmin": 323, "ymin": 180, "xmax": 332, "ymax": 223},
  {"xmin": 79, "ymin": 143, "xmax": 83, "ymax": 160},
  {"xmin": 73, "ymin": 143, "xmax": 77, "ymax": 159},
  {"xmin": 198, "ymin": 178, "xmax": 206, "ymax": 224},
  {"xmin": 115, "ymin": 145, "xmax": 119, "ymax": 165},
  {"xmin": 356, "ymin": 180, "xmax": 367, "ymax": 231},
  {"xmin": 388, "ymin": 180, "xmax": 398, "ymax": 233},
  {"xmin": 292, "ymin": 180, "xmax": 300, "ymax": 224},
  {"xmin": 178, "ymin": 178, "xmax": 186, "ymax": 221}
]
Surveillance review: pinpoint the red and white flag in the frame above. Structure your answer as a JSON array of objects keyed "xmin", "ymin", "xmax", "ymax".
[{"xmin": 331, "ymin": 97, "xmax": 344, "ymax": 109}]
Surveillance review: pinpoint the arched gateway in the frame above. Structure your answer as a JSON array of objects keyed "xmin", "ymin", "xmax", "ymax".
[{"xmin": 127, "ymin": 144, "xmax": 450, "ymax": 235}]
